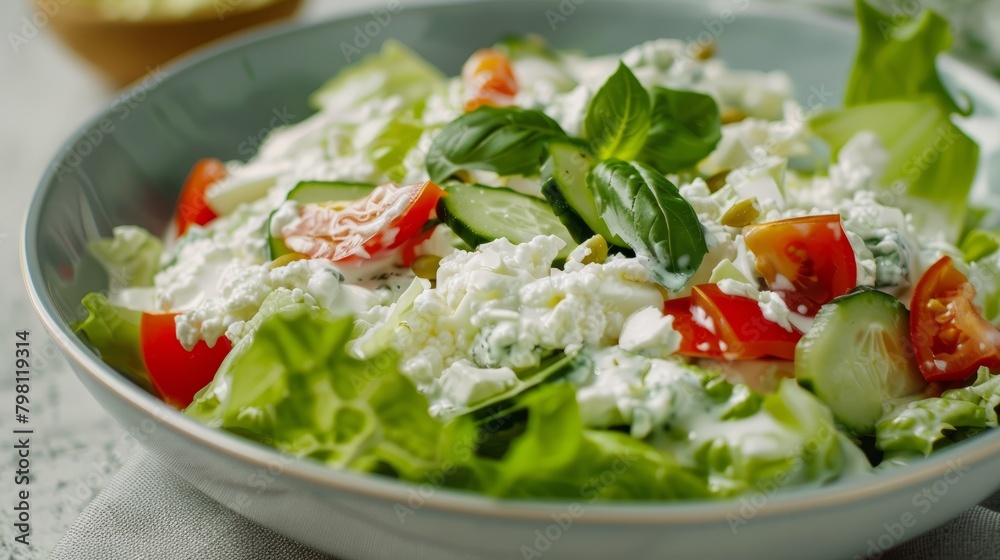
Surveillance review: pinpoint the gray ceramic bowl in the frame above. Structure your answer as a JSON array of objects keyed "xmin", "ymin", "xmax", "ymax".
[{"xmin": 21, "ymin": 1, "xmax": 1000, "ymax": 558}]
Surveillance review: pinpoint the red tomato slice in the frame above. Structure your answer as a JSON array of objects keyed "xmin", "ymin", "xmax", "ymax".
[
  {"xmin": 910, "ymin": 256, "xmax": 1000, "ymax": 382},
  {"xmin": 663, "ymin": 297, "xmax": 725, "ymax": 359},
  {"xmin": 462, "ymin": 48, "xmax": 518, "ymax": 112},
  {"xmin": 140, "ymin": 313, "xmax": 232, "ymax": 408},
  {"xmin": 399, "ymin": 224, "xmax": 438, "ymax": 267},
  {"xmin": 743, "ymin": 214, "xmax": 857, "ymax": 316},
  {"xmin": 175, "ymin": 158, "xmax": 226, "ymax": 235},
  {"xmin": 282, "ymin": 181, "xmax": 445, "ymax": 262},
  {"xmin": 691, "ymin": 284, "xmax": 802, "ymax": 360}
]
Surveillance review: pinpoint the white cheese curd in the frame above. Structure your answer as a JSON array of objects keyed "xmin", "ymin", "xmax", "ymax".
[
  {"xmin": 698, "ymin": 103, "xmax": 811, "ymax": 176},
  {"xmin": 619, "ymin": 306, "xmax": 682, "ymax": 359},
  {"xmin": 576, "ymin": 347, "xmax": 707, "ymax": 439},
  {"xmin": 371, "ymin": 235, "xmax": 664, "ymax": 398},
  {"xmin": 433, "ymin": 360, "xmax": 520, "ymax": 415},
  {"xmin": 167, "ymin": 256, "xmax": 373, "ymax": 350}
]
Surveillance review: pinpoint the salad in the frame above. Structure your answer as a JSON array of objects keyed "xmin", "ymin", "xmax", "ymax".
[{"xmin": 73, "ymin": 0, "xmax": 1000, "ymax": 502}]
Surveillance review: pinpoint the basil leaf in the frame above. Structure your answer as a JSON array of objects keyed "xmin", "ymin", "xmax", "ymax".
[
  {"xmin": 637, "ymin": 87, "xmax": 722, "ymax": 173},
  {"xmin": 587, "ymin": 159, "xmax": 707, "ymax": 290},
  {"xmin": 584, "ymin": 62, "xmax": 651, "ymax": 161},
  {"xmin": 847, "ymin": 0, "xmax": 965, "ymax": 115},
  {"xmin": 426, "ymin": 107, "xmax": 568, "ymax": 183}
]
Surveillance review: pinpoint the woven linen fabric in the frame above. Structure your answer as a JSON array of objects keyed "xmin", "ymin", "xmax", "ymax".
[
  {"xmin": 49, "ymin": 448, "xmax": 1000, "ymax": 560},
  {"xmin": 48, "ymin": 448, "xmax": 338, "ymax": 560}
]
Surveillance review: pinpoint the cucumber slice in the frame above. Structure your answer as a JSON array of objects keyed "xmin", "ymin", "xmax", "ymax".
[
  {"xmin": 795, "ymin": 287, "xmax": 927, "ymax": 435},
  {"xmin": 541, "ymin": 179, "xmax": 594, "ymax": 243},
  {"xmin": 546, "ymin": 142, "xmax": 625, "ymax": 247},
  {"xmin": 266, "ymin": 181, "xmax": 376, "ymax": 260},
  {"xmin": 436, "ymin": 183, "xmax": 576, "ymax": 258},
  {"xmin": 287, "ymin": 181, "xmax": 374, "ymax": 204}
]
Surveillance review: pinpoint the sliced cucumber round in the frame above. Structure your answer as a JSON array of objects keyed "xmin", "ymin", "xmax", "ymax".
[
  {"xmin": 795, "ymin": 287, "xmax": 927, "ymax": 435},
  {"xmin": 541, "ymin": 179, "xmax": 595, "ymax": 243},
  {"xmin": 267, "ymin": 181, "xmax": 376, "ymax": 260},
  {"xmin": 545, "ymin": 142, "xmax": 626, "ymax": 247},
  {"xmin": 436, "ymin": 183, "xmax": 576, "ymax": 258}
]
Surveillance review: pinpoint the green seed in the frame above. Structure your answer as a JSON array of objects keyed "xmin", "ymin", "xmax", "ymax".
[
  {"xmin": 270, "ymin": 252, "xmax": 309, "ymax": 269},
  {"xmin": 721, "ymin": 107, "xmax": 748, "ymax": 124},
  {"xmin": 721, "ymin": 198, "xmax": 761, "ymax": 228},
  {"xmin": 411, "ymin": 255, "xmax": 442, "ymax": 280},
  {"xmin": 580, "ymin": 235, "xmax": 609, "ymax": 265},
  {"xmin": 705, "ymin": 169, "xmax": 731, "ymax": 193}
]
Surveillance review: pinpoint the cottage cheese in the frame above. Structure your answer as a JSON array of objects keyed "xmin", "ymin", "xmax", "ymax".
[{"xmin": 371, "ymin": 235, "xmax": 664, "ymax": 396}]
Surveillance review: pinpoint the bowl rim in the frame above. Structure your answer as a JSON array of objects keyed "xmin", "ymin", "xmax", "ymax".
[{"xmin": 21, "ymin": 0, "xmax": 1000, "ymax": 525}]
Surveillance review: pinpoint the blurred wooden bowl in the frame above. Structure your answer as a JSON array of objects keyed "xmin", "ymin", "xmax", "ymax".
[{"xmin": 41, "ymin": 0, "xmax": 303, "ymax": 87}]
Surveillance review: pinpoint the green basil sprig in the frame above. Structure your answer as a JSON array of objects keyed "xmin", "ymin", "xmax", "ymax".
[
  {"xmin": 426, "ymin": 107, "xmax": 569, "ymax": 183},
  {"xmin": 637, "ymin": 87, "xmax": 721, "ymax": 174},
  {"xmin": 587, "ymin": 159, "xmax": 708, "ymax": 291},
  {"xmin": 584, "ymin": 62, "xmax": 651, "ymax": 161}
]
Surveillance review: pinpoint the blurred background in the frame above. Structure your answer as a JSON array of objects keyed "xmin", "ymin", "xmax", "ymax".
[{"xmin": 0, "ymin": 0, "xmax": 999, "ymax": 558}]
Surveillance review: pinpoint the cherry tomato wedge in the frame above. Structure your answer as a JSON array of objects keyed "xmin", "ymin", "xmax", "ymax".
[
  {"xmin": 140, "ymin": 312, "xmax": 232, "ymax": 408},
  {"xmin": 743, "ymin": 214, "xmax": 857, "ymax": 316},
  {"xmin": 282, "ymin": 181, "xmax": 446, "ymax": 262},
  {"xmin": 910, "ymin": 256, "xmax": 1000, "ymax": 382},
  {"xmin": 462, "ymin": 48, "xmax": 518, "ymax": 112},
  {"xmin": 175, "ymin": 158, "xmax": 226, "ymax": 235},
  {"xmin": 691, "ymin": 284, "xmax": 802, "ymax": 360},
  {"xmin": 399, "ymin": 224, "xmax": 438, "ymax": 267},
  {"xmin": 663, "ymin": 297, "xmax": 725, "ymax": 359}
]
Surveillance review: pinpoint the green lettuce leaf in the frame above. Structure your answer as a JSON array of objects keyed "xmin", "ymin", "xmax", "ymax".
[
  {"xmin": 446, "ymin": 383, "xmax": 710, "ymax": 501},
  {"xmin": 810, "ymin": 0, "xmax": 979, "ymax": 239},
  {"xmin": 660, "ymin": 378, "xmax": 871, "ymax": 497},
  {"xmin": 587, "ymin": 159, "xmax": 708, "ymax": 290},
  {"xmin": 370, "ymin": 114, "xmax": 425, "ymax": 183},
  {"xmin": 637, "ymin": 87, "xmax": 722, "ymax": 174},
  {"xmin": 87, "ymin": 225, "xmax": 163, "ymax": 289},
  {"xmin": 309, "ymin": 40, "xmax": 446, "ymax": 112},
  {"xmin": 961, "ymin": 229, "xmax": 1000, "ymax": 263},
  {"xmin": 584, "ymin": 62, "xmax": 651, "ymax": 161},
  {"xmin": 426, "ymin": 107, "xmax": 569, "ymax": 183},
  {"xmin": 72, "ymin": 292, "xmax": 154, "ymax": 394},
  {"xmin": 187, "ymin": 296, "xmax": 447, "ymax": 479},
  {"xmin": 876, "ymin": 367, "xmax": 1000, "ymax": 457},
  {"xmin": 846, "ymin": 0, "xmax": 964, "ymax": 113}
]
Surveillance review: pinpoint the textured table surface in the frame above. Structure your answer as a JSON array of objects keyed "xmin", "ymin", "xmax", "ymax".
[{"xmin": 1, "ymin": 1, "xmax": 998, "ymax": 559}]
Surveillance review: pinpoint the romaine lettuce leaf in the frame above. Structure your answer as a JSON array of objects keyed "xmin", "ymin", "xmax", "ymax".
[
  {"xmin": 961, "ymin": 229, "xmax": 1000, "ymax": 262},
  {"xmin": 876, "ymin": 367, "xmax": 1000, "ymax": 457},
  {"xmin": 87, "ymin": 225, "xmax": 163, "ymax": 289},
  {"xmin": 72, "ymin": 292, "xmax": 154, "ymax": 394},
  {"xmin": 446, "ymin": 382, "xmax": 710, "ymax": 501},
  {"xmin": 187, "ymin": 297, "xmax": 447, "ymax": 479},
  {"xmin": 677, "ymin": 378, "xmax": 871, "ymax": 496},
  {"xmin": 309, "ymin": 40, "xmax": 446, "ymax": 112},
  {"xmin": 810, "ymin": 0, "xmax": 979, "ymax": 239},
  {"xmin": 846, "ymin": 1, "xmax": 964, "ymax": 113}
]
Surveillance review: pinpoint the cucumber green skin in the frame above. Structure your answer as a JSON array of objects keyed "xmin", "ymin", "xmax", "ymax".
[
  {"xmin": 436, "ymin": 183, "xmax": 576, "ymax": 258},
  {"xmin": 541, "ymin": 179, "xmax": 595, "ymax": 243},
  {"xmin": 547, "ymin": 142, "xmax": 627, "ymax": 247},
  {"xmin": 795, "ymin": 287, "xmax": 926, "ymax": 435},
  {"xmin": 266, "ymin": 181, "xmax": 375, "ymax": 260}
]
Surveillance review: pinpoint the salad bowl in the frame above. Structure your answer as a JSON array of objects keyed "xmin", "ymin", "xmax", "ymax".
[{"xmin": 22, "ymin": 0, "xmax": 1000, "ymax": 559}]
